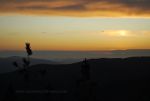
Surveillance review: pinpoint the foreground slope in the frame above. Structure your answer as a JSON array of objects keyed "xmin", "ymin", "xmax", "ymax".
[{"xmin": 0, "ymin": 57, "xmax": 150, "ymax": 101}]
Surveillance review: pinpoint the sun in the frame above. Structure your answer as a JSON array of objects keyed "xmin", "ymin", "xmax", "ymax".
[{"xmin": 119, "ymin": 30, "xmax": 127, "ymax": 36}]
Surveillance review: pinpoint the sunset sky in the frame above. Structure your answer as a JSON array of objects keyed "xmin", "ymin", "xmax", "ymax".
[{"xmin": 0, "ymin": 0, "xmax": 150, "ymax": 51}]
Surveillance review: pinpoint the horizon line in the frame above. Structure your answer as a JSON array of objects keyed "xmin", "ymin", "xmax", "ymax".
[{"xmin": 1, "ymin": 49, "xmax": 150, "ymax": 52}]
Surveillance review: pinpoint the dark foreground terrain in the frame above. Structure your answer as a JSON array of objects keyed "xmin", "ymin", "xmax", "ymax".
[{"xmin": 0, "ymin": 57, "xmax": 150, "ymax": 101}]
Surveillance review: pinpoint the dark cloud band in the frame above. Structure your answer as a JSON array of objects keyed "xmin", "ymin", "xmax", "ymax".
[{"xmin": 0, "ymin": 0, "xmax": 150, "ymax": 17}]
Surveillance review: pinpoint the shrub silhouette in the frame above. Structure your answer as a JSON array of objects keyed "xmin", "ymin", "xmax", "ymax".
[
  {"xmin": 12, "ymin": 61, "xmax": 19, "ymax": 68},
  {"xmin": 13, "ymin": 42, "xmax": 33, "ymax": 69},
  {"xmin": 12, "ymin": 42, "xmax": 33, "ymax": 82},
  {"xmin": 22, "ymin": 57, "xmax": 30, "ymax": 69},
  {"xmin": 25, "ymin": 43, "xmax": 32, "ymax": 67},
  {"xmin": 75, "ymin": 58, "xmax": 97, "ymax": 101},
  {"xmin": 12, "ymin": 42, "xmax": 47, "ymax": 82},
  {"xmin": 25, "ymin": 43, "xmax": 32, "ymax": 56},
  {"xmin": 81, "ymin": 58, "xmax": 90, "ymax": 81}
]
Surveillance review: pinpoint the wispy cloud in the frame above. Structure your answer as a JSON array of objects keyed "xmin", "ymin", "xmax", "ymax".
[{"xmin": 0, "ymin": 0, "xmax": 150, "ymax": 17}]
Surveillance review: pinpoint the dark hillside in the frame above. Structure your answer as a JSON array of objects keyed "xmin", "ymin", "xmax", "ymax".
[{"xmin": 0, "ymin": 57, "xmax": 150, "ymax": 101}]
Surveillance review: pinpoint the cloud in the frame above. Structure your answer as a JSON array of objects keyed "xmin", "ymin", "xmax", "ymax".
[{"xmin": 0, "ymin": 0, "xmax": 150, "ymax": 17}]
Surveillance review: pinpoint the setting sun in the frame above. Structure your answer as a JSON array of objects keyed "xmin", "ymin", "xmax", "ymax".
[{"xmin": 119, "ymin": 30, "xmax": 127, "ymax": 36}]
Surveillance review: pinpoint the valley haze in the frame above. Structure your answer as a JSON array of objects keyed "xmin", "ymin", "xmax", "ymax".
[{"xmin": 1, "ymin": 49, "xmax": 150, "ymax": 61}]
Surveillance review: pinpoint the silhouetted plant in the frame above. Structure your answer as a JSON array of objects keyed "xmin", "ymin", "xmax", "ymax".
[
  {"xmin": 22, "ymin": 42, "xmax": 33, "ymax": 81},
  {"xmin": 13, "ymin": 42, "xmax": 33, "ymax": 70},
  {"xmin": 22, "ymin": 42, "xmax": 32, "ymax": 68},
  {"xmin": 25, "ymin": 43, "xmax": 32, "ymax": 65},
  {"xmin": 74, "ymin": 58, "xmax": 97, "ymax": 101},
  {"xmin": 81, "ymin": 58, "xmax": 90, "ymax": 81},
  {"xmin": 12, "ymin": 42, "xmax": 33, "ymax": 82},
  {"xmin": 26, "ymin": 43, "xmax": 32, "ymax": 56},
  {"xmin": 22, "ymin": 57, "xmax": 30, "ymax": 69},
  {"xmin": 12, "ymin": 61, "xmax": 18, "ymax": 68},
  {"xmin": 12, "ymin": 43, "xmax": 47, "ymax": 82}
]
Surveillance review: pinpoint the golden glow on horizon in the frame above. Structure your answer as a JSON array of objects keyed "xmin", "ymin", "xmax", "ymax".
[
  {"xmin": 0, "ymin": 30, "xmax": 150, "ymax": 51},
  {"xmin": 102, "ymin": 30, "xmax": 130, "ymax": 37},
  {"xmin": 0, "ymin": 14, "xmax": 150, "ymax": 51}
]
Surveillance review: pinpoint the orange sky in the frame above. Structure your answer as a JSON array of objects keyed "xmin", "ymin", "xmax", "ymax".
[
  {"xmin": 0, "ymin": 15, "xmax": 150, "ymax": 51},
  {"xmin": 0, "ymin": 0, "xmax": 150, "ymax": 50}
]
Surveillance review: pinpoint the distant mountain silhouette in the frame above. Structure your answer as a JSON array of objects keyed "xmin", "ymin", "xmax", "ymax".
[
  {"xmin": 0, "ymin": 56, "xmax": 58, "ymax": 73},
  {"xmin": 0, "ymin": 57, "xmax": 150, "ymax": 101}
]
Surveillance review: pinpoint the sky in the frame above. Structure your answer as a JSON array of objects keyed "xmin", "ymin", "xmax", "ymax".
[{"xmin": 0, "ymin": 0, "xmax": 150, "ymax": 51}]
